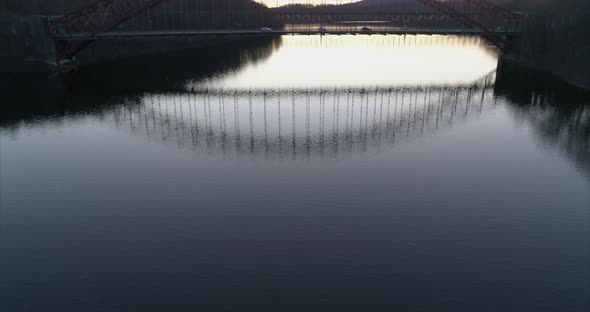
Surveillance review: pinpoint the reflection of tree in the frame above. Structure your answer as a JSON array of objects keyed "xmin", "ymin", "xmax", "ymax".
[
  {"xmin": 74, "ymin": 36, "xmax": 282, "ymax": 92},
  {"xmin": 0, "ymin": 37, "xmax": 281, "ymax": 127},
  {"xmin": 520, "ymin": 99, "xmax": 590, "ymax": 175},
  {"xmin": 511, "ymin": 0, "xmax": 590, "ymax": 88},
  {"xmin": 495, "ymin": 59, "xmax": 590, "ymax": 175}
]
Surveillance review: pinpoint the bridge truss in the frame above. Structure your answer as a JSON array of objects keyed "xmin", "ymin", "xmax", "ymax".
[
  {"xmin": 415, "ymin": 0, "xmax": 520, "ymax": 51},
  {"xmin": 49, "ymin": 0, "xmax": 167, "ymax": 59},
  {"xmin": 278, "ymin": 11, "xmax": 462, "ymax": 25},
  {"xmin": 48, "ymin": 0, "xmax": 521, "ymax": 59}
]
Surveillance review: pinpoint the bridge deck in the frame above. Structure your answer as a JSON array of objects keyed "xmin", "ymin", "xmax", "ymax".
[{"xmin": 54, "ymin": 28, "xmax": 518, "ymax": 41}]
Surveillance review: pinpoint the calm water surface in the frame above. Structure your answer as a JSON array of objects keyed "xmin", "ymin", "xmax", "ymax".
[{"xmin": 1, "ymin": 35, "xmax": 589, "ymax": 311}]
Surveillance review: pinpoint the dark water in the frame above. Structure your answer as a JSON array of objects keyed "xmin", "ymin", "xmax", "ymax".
[{"xmin": 1, "ymin": 35, "xmax": 589, "ymax": 312}]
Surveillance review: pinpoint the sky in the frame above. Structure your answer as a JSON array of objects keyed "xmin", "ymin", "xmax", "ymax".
[{"xmin": 260, "ymin": 1, "xmax": 361, "ymax": 8}]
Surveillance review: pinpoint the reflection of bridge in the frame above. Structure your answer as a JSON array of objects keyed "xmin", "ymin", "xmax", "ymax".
[
  {"xmin": 106, "ymin": 77, "xmax": 496, "ymax": 159},
  {"xmin": 3, "ymin": 64, "xmax": 587, "ymax": 167},
  {"xmin": 48, "ymin": 0, "xmax": 522, "ymax": 59}
]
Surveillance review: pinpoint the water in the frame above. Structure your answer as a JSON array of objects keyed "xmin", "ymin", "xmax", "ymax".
[{"xmin": 1, "ymin": 35, "xmax": 589, "ymax": 312}]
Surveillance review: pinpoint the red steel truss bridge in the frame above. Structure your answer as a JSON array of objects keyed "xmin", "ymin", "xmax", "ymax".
[{"xmin": 48, "ymin": 0, "xmax": 522, "ymax": 59}]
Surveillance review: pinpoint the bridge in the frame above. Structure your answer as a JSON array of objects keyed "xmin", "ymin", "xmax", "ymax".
[
  {"xmin": 47, "ymin": 0, "xmax": 522, "ymax": 60},
  {"xmin": 54, "ymin": 28, "xmax": 518, "ymax": 40}
]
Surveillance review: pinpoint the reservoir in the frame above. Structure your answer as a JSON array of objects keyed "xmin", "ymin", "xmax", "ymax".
[{"xmin": 1, "ymin": 35, "xmax": 589, "ymax": 311}]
